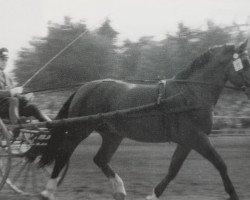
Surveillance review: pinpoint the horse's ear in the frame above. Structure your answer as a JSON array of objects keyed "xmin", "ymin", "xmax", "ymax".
[{"xmin": 237, "ymin": 39, "xmax": 248, "ymax": 53}]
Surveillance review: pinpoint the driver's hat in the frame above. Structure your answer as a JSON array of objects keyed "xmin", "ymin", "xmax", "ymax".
[{"xmin": 0, "ymin": 48, "xmax": 8, "ymax": 60}]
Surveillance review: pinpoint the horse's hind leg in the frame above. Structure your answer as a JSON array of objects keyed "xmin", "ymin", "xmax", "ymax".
[
  {"xmin": 146, "ymin": 145, "xmax": 191, "ymax": 200},
  {"xmin": 191, "ymin": 132, "xmax": 239, "ymax": 200},
  {"xmin": 41, "ymin": 127, "xmax": 92, "ymax": 200},
  {"xmin": 93, "ymin": 132, "xmax": 125, "ymax": 200}
]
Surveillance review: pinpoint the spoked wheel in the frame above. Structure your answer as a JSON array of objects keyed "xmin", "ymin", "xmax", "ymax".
[
  {"xmin": 0, "ymin": 119, "xmax": 11, "ymax": 191},
  {"xmin": 6, "ymin": 156, "xmax": 69, "ymax": 195},
  {"xmin": 5, "ymin": 123, "xmax": 69, "ymax": 195}
]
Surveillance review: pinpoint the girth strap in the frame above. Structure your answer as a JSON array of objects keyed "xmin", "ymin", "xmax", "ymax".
[
  {"xmin": 157, "ymin": 80, "xmax": 167, "ymax": 104},
  {"xmin": 157, "ymin": 80, "xmax": 171, "ymax": 141}
]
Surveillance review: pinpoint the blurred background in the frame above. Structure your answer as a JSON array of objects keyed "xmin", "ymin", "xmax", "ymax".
[{"xmin": 1, "ymin": 0, "xmax": 250, "ymax": 131}]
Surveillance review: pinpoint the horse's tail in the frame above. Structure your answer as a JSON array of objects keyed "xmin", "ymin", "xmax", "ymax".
[{"xmin": 39, "ymin": 92, "xmax": 76, "ymax": 167}]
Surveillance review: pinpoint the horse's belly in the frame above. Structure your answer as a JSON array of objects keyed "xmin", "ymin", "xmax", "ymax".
[{"xmin": 107, "ymin": 114, "xmax": 170, "ymax": 143}]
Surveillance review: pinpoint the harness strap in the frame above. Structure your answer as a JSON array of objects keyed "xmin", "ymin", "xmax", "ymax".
[
  {"xmin": 157, "ymin": 80, "xmax": 172, "ymax": 141},
  {"xmin": 172, "ymin": 79, "xmax": 244, "ymax": 91},
  {"xmin": 157, "ymin": 80, "xmax": 167, "ymax": 104},
  {"xmin": 22, "ymin": 78, "xmax": 245, "ymax": 95}
]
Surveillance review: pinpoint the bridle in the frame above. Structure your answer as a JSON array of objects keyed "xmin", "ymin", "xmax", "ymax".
[
  {"xmin": 157, "ymin": 50, "xmax": 250, "ymax": 103},
  {"xmin": 176, "ymin": 50, "xmax": 250, "ymax": 91},
  {"xmin": 231, "ymin": 50, "xmax": 250, "ymax": 91}
]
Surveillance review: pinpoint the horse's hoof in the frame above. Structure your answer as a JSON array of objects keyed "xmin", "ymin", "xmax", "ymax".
[
  {"xmin": 39, "ymin": 195, "xmax": 49, "ymax": 200},
  {"xmin": 145, "ymin": 194, "xmax": 159, "ymax": 200},
  {"xmin": 113, "ymin": 192, "xmax": 126, "ymax": 200},
  {"xmin": 39, "ymin": 192, "xmax": 57, "ymax": 200},
  {"xmin": 39, "ymin": 196, "xmax": 57, "ymax": 200},
  {"xmin": 227, "ymin": 192, "xmax": 239, "ymax": 200},
  {"xmin": 227, "ymin": 195, "xmax": 239, "ymax": 200}
]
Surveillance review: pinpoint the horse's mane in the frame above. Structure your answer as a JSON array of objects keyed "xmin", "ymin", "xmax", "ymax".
[
  {"xmin": 175, "ymin": 44, "xmax": 235, "ymax": 80},
  {"xmin": 175, "ymin": 48, "xmax": 213, "ymax": 79}
]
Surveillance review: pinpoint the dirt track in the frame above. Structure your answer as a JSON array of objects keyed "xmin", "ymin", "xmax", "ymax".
[{"xmin": 1, "ymin": 134, "xmax": 250, "ymax": 200}]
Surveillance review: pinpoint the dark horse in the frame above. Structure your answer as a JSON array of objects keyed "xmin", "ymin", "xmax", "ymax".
[{"xmin": 39, "ymin": 41, "xmax": 250, "ymax": 200}]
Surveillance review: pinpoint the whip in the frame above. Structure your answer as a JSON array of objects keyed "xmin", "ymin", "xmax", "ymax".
[{"xmin": 21, "ymin": 29, "xmax": 89, "ymax": 88}]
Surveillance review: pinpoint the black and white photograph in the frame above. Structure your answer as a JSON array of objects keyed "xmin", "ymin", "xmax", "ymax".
[{"xmin": 0, "ymin": 0, "xmax": 250, "ymax": 199}]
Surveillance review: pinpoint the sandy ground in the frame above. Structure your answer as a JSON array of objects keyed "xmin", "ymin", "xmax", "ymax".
[{"xmin": 1, "ymin": 134, "xmax": 250, "ymax": 200}]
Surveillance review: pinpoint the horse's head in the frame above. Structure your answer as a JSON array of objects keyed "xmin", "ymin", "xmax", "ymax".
[
  {"xmin": 176, "ymin": 41, "xmax": 249, "ymax": 85},
  {"xmin": 226, "ymin": 40, "xmax": 250, "ymax": 98}
]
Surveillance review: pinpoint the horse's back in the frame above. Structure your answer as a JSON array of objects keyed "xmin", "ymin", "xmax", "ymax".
[{"xmin": 68, "ymin": 79, "xmax": 159, "ymax": 117}]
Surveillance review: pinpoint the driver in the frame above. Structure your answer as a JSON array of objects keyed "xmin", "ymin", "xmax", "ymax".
[{"xmin": 0, "ymin": 47, "xmax": 51, "ymax": 123}]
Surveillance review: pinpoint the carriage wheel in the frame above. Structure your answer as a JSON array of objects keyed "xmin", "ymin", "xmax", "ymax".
[
  {"xmin": 6, "ymin": 156, "xmax": 69, "ymax": 196},
  {"xmin": 0, "ymin": 119, "xmax": 11, "ymax": 191},
  {"xmin": 4, "ymin": 126, "xmax": 69, "ymax": 196}
]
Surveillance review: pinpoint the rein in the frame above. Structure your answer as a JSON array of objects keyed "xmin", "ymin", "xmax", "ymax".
[
  {"xmin": 171, "ymin": 79, "xmax": 245, "ymax": 91},
  {"xmin": 21, "ymin": 30, "xmax": 89, "ymax": 89},
  {"xmin": 23, "ymin": 82, "xmax": 85, "ymax": 94},
  {"xmin": 23, "ymin": 78, "xmax": 245, "ymax": 95}
]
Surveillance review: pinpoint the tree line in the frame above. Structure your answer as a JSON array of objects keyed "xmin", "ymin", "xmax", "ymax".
[{"xmin": 13, "ymin": 17, "xmax": 249, "ymax": 91}]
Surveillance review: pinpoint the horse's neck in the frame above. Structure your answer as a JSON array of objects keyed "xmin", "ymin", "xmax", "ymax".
[{"xmin": 180, "ymin": 66, "xmax": 227, "ymax": 106}]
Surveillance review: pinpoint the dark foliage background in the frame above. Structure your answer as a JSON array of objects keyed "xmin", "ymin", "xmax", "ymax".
[
  {"xmin": 13, "ymin": 17, "xmax": 248, "ymax": 89},
  {"xmin": 12, "ymin": 17, "xmax": 250, "ymax": 130}
]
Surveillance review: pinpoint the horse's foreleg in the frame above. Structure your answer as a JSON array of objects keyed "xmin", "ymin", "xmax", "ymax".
[
  {"xmin": 93, "ymin": 133, "xmax": 125, "ymax": 200},
  {"xmin": 192, "ymin": 132, "xmax": 239, "ymax": 200},
  {"xmin": 146, "ymin": 145, "xmax": 190, "ymax": 200}
]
